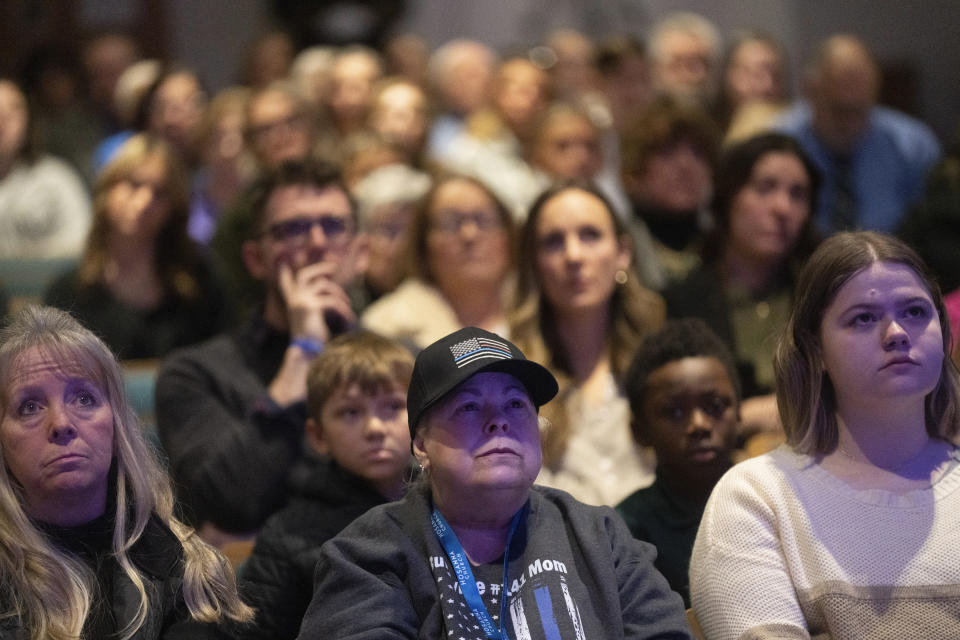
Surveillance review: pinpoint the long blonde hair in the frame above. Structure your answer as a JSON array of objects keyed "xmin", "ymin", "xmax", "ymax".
[
  {"xmin": 81, "ymin": 134, "xmax": 200, "ymax": 300},
  {"xmin": 0, "ymin": 306, "xmax": 252, "ymax": 639},
  {"xmin": 509, "ymin": 183, "xmax": 665, "ymax": 467}
]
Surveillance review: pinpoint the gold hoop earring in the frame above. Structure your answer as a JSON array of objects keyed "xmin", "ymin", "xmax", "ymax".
[{"xmin": 614, "ymin": 270, "xmax": 628, "ymax": 285}]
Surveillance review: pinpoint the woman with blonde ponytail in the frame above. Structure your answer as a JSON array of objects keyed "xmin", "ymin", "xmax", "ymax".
[{"xmin": 0, "ymin": 305, "xmax": 252, "ymax": 639}]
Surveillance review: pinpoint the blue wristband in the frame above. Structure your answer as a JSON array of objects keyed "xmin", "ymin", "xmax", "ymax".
[{"xmin": 290, "ymin": 337, "xmax": 324, "ymax": 358}]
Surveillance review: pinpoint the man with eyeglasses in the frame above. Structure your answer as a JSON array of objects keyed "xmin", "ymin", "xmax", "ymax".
[{"xmin": 155, "ymin": 159, "xmax": 368, "ymax": 542}]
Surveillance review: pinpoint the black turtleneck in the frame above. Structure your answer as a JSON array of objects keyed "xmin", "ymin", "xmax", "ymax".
[
  {"xmin": 633, "ymin": 203, "xmax": 702, "ymax": 252},
  {"xmin": 38, "ymin": 507, "xmax": 118, "ymax": 637}
]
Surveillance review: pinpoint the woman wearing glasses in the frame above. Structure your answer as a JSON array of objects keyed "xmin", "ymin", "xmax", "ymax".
[
  {"xmin": 44, "ymin": 134, "xmax": 228, "ymax": 360},
  {"xmin": 361, "ymin": 173, "xmax": 516, "ymax": 351}
]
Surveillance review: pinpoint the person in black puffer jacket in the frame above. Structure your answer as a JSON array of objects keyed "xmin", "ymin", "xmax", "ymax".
[{"xmin": 239, "ymin": 330, "xmax": 416, "ymax": 640}]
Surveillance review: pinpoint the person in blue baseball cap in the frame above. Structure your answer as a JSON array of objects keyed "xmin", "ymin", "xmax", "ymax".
[{"xmin": 297, "ymin": 326, "xmax": 691, "ymax": 639}]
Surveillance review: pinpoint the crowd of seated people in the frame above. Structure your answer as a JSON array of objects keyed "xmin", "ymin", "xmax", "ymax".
[{"xmin": 0, "ymin": 12, "xmax": 958, "ymax": 638}]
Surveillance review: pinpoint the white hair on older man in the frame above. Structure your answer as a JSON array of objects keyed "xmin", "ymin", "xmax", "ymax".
[{"xmin": 351, "ymin": 162, "xmax": 432, "ymax": 229}]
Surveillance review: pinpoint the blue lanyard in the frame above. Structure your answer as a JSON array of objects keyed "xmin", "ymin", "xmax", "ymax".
[{"xmin": 431, "ymin": 505, "xmax": 524, "ymax": 640}]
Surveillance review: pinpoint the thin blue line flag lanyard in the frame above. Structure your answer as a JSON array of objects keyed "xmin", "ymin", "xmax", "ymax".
[{"xmin": 431, "ymin": 505, "xmax": 525, "ymax": 640}]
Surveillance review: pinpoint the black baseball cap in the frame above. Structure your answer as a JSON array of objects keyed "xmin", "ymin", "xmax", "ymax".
[{"xmin": 407, "ymin": 327, "xmax": 559, "ymax": 435}]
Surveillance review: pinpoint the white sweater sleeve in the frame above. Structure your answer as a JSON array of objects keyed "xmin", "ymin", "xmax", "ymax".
[{"xmin": 689, "ymin": 456, "xmax": 810, "ymax": 640}]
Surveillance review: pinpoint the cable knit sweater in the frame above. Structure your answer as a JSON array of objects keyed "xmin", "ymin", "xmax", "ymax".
[{"xmin": 690, "ymin": 445, "xmax": 960, "ymax": 640}]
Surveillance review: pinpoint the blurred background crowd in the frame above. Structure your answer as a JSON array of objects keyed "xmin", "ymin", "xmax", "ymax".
[{"xmin": 1, "ymin": 0, "xmax": 960, "ymax": 534}]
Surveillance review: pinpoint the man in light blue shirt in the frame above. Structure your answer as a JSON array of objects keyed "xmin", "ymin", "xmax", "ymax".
[{"xmin": 777, "ymin": 34, "xmax": 940, "ymax": 234}]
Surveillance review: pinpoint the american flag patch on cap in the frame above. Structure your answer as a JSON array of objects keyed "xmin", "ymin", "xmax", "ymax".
[{"xmin": 449, "ymin": 336, "xmax": 513, "ymax": 368}]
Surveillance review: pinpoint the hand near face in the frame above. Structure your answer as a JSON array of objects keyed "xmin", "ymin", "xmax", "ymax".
[
  {"xmin": 258, "ymin": 183, "xmax": 362, "ymax": 406},
  {"xmin": 278, "ymin": 260, "xmax": 356, "ymax": 342},
  {"xmin": 251, "ymin": 183, "xmax": 363, "ymax": 341}
]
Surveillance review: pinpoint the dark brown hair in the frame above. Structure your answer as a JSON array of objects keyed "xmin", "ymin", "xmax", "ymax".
[
  {"xmin": 619, "ymin": 95, "xmax": 720, "ymax": 182},
  {"xmin": 703, "ymin": 131, "xmax": 821, "ymax": 264},
  {"xmin": 248, "ymin": 157, "xmax": 355, "ymax": 237}
]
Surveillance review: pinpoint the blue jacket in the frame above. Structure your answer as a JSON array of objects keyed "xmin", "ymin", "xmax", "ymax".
[{"xmin": 777, "ymin": 101, "xmax": 940, "ymax": 233}]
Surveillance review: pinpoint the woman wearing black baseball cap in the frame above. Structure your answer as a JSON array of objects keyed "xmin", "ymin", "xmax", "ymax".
[{"xmin": 297, "ymin": 326, "xmax": 691, "ymax": 639}]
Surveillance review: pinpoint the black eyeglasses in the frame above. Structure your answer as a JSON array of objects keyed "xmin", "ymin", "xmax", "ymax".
[
  {"xmin": 264, "ymin": 215, "xmax": 353, "ymax": 245},
  {"xmin": 430, "ymin": 209, "xmax": 504, "ymax": 235}
]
